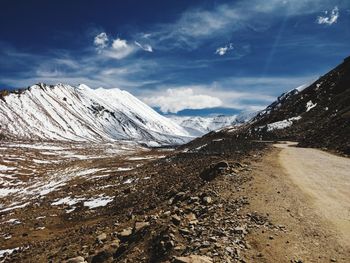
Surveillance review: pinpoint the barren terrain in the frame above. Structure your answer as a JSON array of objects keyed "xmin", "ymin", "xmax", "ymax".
[{"xmin": 0, "ymin": 139, "xmax": 349, "ymax": 262}]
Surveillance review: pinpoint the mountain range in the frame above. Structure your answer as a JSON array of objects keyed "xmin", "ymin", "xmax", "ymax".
[
  {"xmin": 169, "ymin": 112, "xmax": 256, "ymax": 136},
  {"xmin": 0, "ymin": 83, "xmax": 259, "ymax": 145},
  {"xmin": 0, "ymin": 83, "xmax": 191, "ymax": 146},
  {"xmin": 2, "ymin": 56, "xmax": 349, "ymax": 152}
]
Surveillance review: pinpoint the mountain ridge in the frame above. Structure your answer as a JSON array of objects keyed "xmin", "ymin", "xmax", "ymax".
[
  {"xmin": 0, "ymin": 83, "xmax": 191, "ymax": 145},
  {"xmin": 183, "ymin": 56, "xmax": 350, "ymax": 155}
]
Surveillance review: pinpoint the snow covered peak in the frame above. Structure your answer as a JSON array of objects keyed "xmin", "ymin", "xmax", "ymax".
[
  {"xmin": 170, "ymin": 113, "xmax": 256, "ymax": 137},
  {"xmin": 77, "ymin": 84, "xmax": 91, "ymax": 90},
  {"xmin": 0, "ymin": 83, "xmax": 191, "ymax": 145}
]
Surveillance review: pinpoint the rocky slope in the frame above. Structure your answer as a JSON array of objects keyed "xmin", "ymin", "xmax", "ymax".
[
  {"xmin": 0, "ymin": 83, "xmax": 190, "ymax": 145},
  {"xmin": 0, "ymin": 137, "xmax": 267, "ymax": 263},
  {"xmin": 212, "ymin": 56, "xmax": 350, "ymax": 155}
]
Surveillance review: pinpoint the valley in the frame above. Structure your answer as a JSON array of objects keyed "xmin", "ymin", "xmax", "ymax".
[
  {"xmin": 0, "ymin": 57, "xmax": 349, "ymax": 262},
  {"xmin": 1, "ymin": 1, "xmax": 350, "ymax": 262},
  {"xmin": 1, "ymin": 139, "xmax": 349, "ymax": 262}
]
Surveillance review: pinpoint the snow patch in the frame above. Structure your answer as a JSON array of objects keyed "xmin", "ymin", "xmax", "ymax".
[
  {"xmin": 117, "ymin": 167, "xmax": 134, "ymax": 171},
  {"xmin": 0, "ymin": 247, "xmax": 20, "ymax": 258},
  {"xmin": 306, "ymin": 100, "xmax": 317, "ymax": 112},
  {"xmin": 265, "ymin": 116, "xmax": 302, "ymax": 132},
  {"xmin": 51, "ymin": 196, "xmax": 84, "ymax": 206},
  {"xmin": 83, "ymin": 195, "xmax": 114, "ymax": 209},
  {"xmin": 0, "ymin": 202, "xmax": 29, "ymax": 213}
]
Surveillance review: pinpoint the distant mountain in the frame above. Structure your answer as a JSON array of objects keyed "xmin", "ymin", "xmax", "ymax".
[
  {"xmin": 0, "ymin": 83, "xmax": 191, "ymax": 145},
  {"xmin": 170, "ymin": 112, "xmax": 257, "ymax": 136}
]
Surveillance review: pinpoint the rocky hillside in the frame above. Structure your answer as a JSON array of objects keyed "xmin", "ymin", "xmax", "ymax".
[
  {"xmin": 0, "ymin": 83, "xmax": 190, "ymax": 145},
  {"xmin": 215, "ymin": 56, "xmax": 350, "ymax": 155}
]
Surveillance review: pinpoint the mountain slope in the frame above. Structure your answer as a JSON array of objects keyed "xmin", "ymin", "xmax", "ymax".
[
  {"xmin": 170, "ymin": 112, "xmax": 257, "ymax": 136},
  {"xmin": 237, "ymin": 56, "xmax": 350, "ymax": 154},
  {"xmin": 0, "ymin": 83, "xmax": 190, "ymax": 145},
  {"xmin": 185, "ymin": 56, "xmax": 350, "ymax": 155}
]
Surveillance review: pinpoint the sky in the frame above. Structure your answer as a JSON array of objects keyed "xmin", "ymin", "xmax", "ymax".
[{"xmin": 0, "ymin": 0, "xmax": 349, "ymax": 116}]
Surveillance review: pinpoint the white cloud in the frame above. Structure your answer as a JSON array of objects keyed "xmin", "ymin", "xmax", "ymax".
[
  {"xmin": 215, "ymin": 43, "xmax": 234, "ymax": 56},
  {"xmin": 93, "ymin": 32, "xmax": 135, "ymax": 59},
  {"xmin": 104, "ymin": 38, "xmax": 135, "ymax": 59},
  {"xmin": 94, "ymin": 32, "xmax": 109, "ymax": 50},
  {"xmin": 143, "ymin": 87, "xmax": 222, "ymax": 113},
  {"xmin": 317, "ymin": 6, "xmax": 339, "ymax": 25},
  {"xmin": 135, "ymin": 41, "xmax": 153, "ymax": 52},
  {"xmin": 139, "ymin": 78, "xmax": 310, "ymax": 113}
]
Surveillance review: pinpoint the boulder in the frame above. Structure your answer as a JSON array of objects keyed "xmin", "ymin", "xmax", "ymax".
[
  {"xmin": 134, "ymin": 221, "xmax": 150, "ymax": 232},
  {"xmin": 118, "ymin": 227, "xmax": 133, "ymax": 240},
  {"xmin": 96, "ymin": 233, "xmax": 107, "ymax": 243},
  {"xmin": 199, "ymin": 161, "xmax": 229, "ymax": 181}
]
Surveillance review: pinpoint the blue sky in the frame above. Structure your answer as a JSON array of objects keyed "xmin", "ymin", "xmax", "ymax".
[{"xmin": 0, "ymin": 0, "xmax": 349, "ymax": 116}]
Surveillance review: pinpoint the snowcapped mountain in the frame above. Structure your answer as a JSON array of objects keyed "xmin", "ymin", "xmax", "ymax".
[
  {"xmin": 170, "ymin": 112, "xmax": 256, "ymax": 136},
  {"xmin": 0, "ymin": 83, "xmax": 190, "ymax": 145}
]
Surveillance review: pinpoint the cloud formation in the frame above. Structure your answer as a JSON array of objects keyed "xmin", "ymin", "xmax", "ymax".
[
  {"xmin": 215, "ymin": 43, "xmax": 234, "ymax": 56},
  {"xmin": 141, "ymin": 83, "xmax": 283, "ymax": 113},
  {"xmin": 317, "ymin": 6, "xmax": 339, "ymax": 25},
  {"xmin": 104, "ymin": 38, "xmax": 135, "ymax": 59},
  {"xmin": 146, "ymin": 0, "xmax": 343, "ymax": 51},
  {"xmin": 93, "ymin": 33, "xmax": 153, "ymax": 59},
  {"xmin": 143, "ymin": 87, "xmax": 222, "ymax": 113},
  {"xmin": 135, "ymin": 41, "xmax": 153, "ymax": 52},
  {"xmin": 94, "ymin": 32, "xmax": 109, "ymax": 50}
]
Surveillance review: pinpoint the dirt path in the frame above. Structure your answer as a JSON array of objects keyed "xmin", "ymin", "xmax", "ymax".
[
  {"xmin": 276, "ymin": 142, "xmax": 350, "ymax": 247},
  {"xmin": 242, "ymin": 144, "xmax": 350, "ymax": 262}
]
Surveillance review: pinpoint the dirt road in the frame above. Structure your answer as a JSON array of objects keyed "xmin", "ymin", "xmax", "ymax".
[
  {"xmin": 276, "ymin": 142, "xmax": 350, "ymax": 247},
  {"xmin": 243, "ymin": 143, "xmax": 350, "ymax": 262}
]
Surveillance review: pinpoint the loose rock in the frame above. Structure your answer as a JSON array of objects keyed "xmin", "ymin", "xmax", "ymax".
[
  {"xmin": 173, "ymin": 255, "xmax": 213, "ymax": 263},
  {"xmin": 66, "ymin": 256, "xmax": 87, "ymax": 263},
  {"xmin": 200, "ymin": 161, "xmax": 229, "ymax": 181}
]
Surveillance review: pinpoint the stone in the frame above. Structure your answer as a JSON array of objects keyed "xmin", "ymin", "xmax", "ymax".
[
  {"xmin": 110, "ymin": 239, "xmax": 120, "ymax": 248},
  {"xmin": 163, "ymin": 211, "xmax": 171, "ymax": 217},
  {"xmin": 175, "ymin": 192, "xmax": 186, "ymax": 201},
  {"xmin": 202, "ymin": 196, "xmax": 212, "ymax": 204},
  {"xmin": 171, "ymin": 215, "xmax": 181, "ymax": 225},
  {"xmin": 118, "ymin": 227, "xmax": 133, "ymax": 239},
  {"xmin": 189, "ymin": 196, "xmax": 200, "ymax": 203},
  {"xmin": 96, "ymin": 233, "xmax": 107, "ymax": 242},
  {"xmin": 186, "ymin": 213, "xmax": 199, "ymax": 225},
  {"xmin": 179, "ymin": 228, "xmax": 191, "ymax": 235},
  {"xmin": 199, "ymin": 161, "xmax": 229, "ymax": 181},
  {"xmin": 134, "ymin": 221, "xmax": 150, "ymax": 232},
  {"xmin": 174, "ymin": 245, "xmax": 186, "ymax": 251},
  {"xmin": 91, "ymin": 250, "xmax": 112, "ymax": 263},
  {"xmin": 66, "ymin": 256, "xmax": 86, "ymax": 263},
  {"xmin": 233, "ymin": 226, "xmax": 245, "ymax": 235},
  {"xmin": 173, "ymin": 255, "xmax": 213, "ymax": 263}
]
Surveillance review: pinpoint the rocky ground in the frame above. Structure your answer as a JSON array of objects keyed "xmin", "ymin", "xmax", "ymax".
[{"xmin": 1, "ymin": 136, "xmax": 349, "ymax": 262}]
